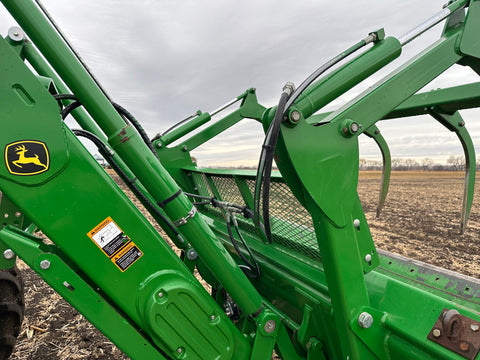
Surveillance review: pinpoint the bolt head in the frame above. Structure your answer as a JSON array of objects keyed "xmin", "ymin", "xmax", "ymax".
[
  {"xmin": 353, "ymin": 219, "xmax": 361, "ymax": 228},
  {"xmin": 471, "ymin": 324, "xmax": 479, "ymax": 332},
  {"xmin": 156, "ymin": 142, "xmax": 162, "ymax": 148},
  {"xmin": 210, "ymin": 315, "xmax": 215, "ymax": 321},
  {"xmin": 290, "ymin": 110, "xmax": 301, "ymax": 122},
  {"xmin": 358, "ymin": 312, "xmax": 374, "ymax": 329},
  {"xmin": 186, "ymin": 249, "xmax": 198, "ymax": 261},
  {"xmin": 158, "ymin": 292, "xmax": 164, "ymax": 298},
  {"xmin": 3, "ymin": 249, "xmax": 15, "ymax": 260},
  {"xmin": 39, "ymin": 259, "xmax": 51, "ymax": 270},
  {"xmin": 8, "ymin": 27, "xmax": 24, "ymax": 42},
  {"xmin": 365, "ymin": 254, "xmax": 372, "ymax": 263},
  {"xmin": 433, "ymin": 328, "xmax": 441, "ymax": 337},
  {"xmin": 350, "ymin": 122, "xmax": 359, "ymax": 133},
  {"xmin": 264, "ymin": 319, "xmax": 277, "ymax": 333}
]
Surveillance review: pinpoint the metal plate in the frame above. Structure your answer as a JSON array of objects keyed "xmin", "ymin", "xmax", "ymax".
[{"xmin": 428, "ymin": 308, "xmax": 480, "ymax": 360}]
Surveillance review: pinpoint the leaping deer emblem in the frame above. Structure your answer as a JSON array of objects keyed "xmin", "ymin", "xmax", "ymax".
[{"xmin": 13, "ymin": 145, "xmax": 47, "ymax": 169}]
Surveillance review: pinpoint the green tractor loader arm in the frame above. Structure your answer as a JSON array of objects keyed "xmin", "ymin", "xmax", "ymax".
[{"xmin": 1, "ymin": 0, "xmax": 480, "ymax": 359}]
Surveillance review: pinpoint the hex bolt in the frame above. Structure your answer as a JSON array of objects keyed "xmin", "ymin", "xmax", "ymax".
[
  {"xmin": 353, "ymin": 219, "xmax": 361, "ymax": 228},
  {"xmin": 264, "ymin": 320, "xmax": 277, "ymax": 333},
  {"xmin": 290, "ymin": 110, "xmax": 301, "ymax": 122},
  {"xmin": 460, "ymin": 341, "xmax": 470, "ymax": 352},
  {"xmin": 156, "ymin": 142, "xmax": 162, "ymax": 148},
  {"xmin": 358, "ymin": 312, "xmax": 374, "ymax": 329},
  {"xmin": 365, "ymin": 254, "xmax": 372, "ymax": 263},
  {"xmin": 39, "ymin": 260, "xmax": 51, "ymax": 270},
  {"xmin": 471, "ymin": 324, "xmax": 479, "ymax": 332},
  {"xmin": 432, "ymin": 328, "xmax": 441, "ymax": 338},
  {"xmin": 3, "ymin": 249, "xmax": 15, "ymax": 260}
]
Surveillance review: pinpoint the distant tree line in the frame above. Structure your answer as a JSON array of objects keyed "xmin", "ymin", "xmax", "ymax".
[{"xmin": 359, "ymin": 156, "xmax": 480, "ymax": 171}]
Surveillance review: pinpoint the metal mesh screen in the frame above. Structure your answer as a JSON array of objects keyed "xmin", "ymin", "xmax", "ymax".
[
  {"xmin": 189, "ymin": 171, "xmax": 320, "ymax": 260},
  {"xmin": 267, "ymin": 180, "xmax": 319, "ymax": 259},
  {"xmin": 210, "ymin": 176, "xmax": 245, "ymax": 206}
]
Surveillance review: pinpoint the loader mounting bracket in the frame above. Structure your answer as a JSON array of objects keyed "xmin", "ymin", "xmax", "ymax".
[{"xmin": 427, "ymin": 308, "xmax": 480, "ymax": 360}]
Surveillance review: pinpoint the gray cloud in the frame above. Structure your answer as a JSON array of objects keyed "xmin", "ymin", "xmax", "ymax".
[{"xmin": 1, "ymin": 0, "xmax": 477, "ymax": 166}]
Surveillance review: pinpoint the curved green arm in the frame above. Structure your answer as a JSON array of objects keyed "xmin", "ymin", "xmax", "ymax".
[
  {"xmin": 364, "ymin": 125, "xmax": 391, "ymax": 217},
  {"xmin": 428, "ymin": 107, "xmax": 476, "ymax": 234}
]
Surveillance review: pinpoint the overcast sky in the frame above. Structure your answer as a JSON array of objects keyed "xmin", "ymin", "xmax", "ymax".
[{"xmin": 1, "ymin": 0, "xmax": 479, "ymax": 167}]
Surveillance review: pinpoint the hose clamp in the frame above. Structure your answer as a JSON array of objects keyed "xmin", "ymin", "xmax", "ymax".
[{"xmin": 174, "ymin": 207, "xmax": 197, "ymax": 227}]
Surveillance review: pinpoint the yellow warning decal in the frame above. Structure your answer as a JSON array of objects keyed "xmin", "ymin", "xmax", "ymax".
[{"xmin": 87, "ymin": 217, "xmax": 142, "ymax": 272}]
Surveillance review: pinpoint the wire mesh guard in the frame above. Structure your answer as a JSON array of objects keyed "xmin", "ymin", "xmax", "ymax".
[{"xmin": 190, "ymin": 171, "xmax": 321, "ymax": 260}]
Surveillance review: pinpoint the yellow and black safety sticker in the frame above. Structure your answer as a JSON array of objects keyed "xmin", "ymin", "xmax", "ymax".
[{"xmin": 87, "ymin": 217, "xmax": 143, "ymax": 272}]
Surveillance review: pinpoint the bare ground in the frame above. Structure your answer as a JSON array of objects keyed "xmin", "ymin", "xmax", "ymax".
[{"xmin": 9, "ymin": 170, "xmax": 480, "ymax": 359}]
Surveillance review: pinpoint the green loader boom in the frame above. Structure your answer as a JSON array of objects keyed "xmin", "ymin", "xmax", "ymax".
[{"xmin": 0, "ymin": 0, "xmax": 480, "ymax": 359}]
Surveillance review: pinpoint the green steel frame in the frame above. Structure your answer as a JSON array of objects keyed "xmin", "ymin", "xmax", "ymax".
[{"xmin": 1, "ymin": 0, "xmax": 480, "ymax": 359}]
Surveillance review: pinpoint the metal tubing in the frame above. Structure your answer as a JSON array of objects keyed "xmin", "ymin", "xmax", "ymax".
[
  {"xmin": 160, "ymin": 93, "xmax": 246, "ymax": 146},
  {"xmin": 398, "ymin": 8, "xmax": 451, "ymax": 46},
  {"xmin": 398, "ymin": 0, "xmax": 468, "ymax": 46},
  {"xmin": 160, "ymin": 112, "xmax": 211, "ymax": 146},
  {"xmin": 293, "ymin": 37, "xmax": 402, "ymax": 120},
  {"xmin": 210, "ymin": 95, "xmax": 243, "ymax": 117},
  {"xmin": 2, "ymin": 0, "xmax": 263, "ymax": 315}
]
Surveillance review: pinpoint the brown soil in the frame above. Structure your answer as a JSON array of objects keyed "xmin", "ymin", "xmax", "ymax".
[{"xmin": 9, "ymin": 170, "xmax": 480, "ymax": 359}]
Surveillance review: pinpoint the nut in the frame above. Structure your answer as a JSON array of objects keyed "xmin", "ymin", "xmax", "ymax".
[{"xmin": 432, "ymin": 328, "xmax": 441, "ymax": 338}]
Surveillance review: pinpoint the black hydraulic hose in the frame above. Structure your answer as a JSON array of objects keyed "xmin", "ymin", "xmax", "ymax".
[
  {"xmin": 226, "ymin": 215, "xmax": 259, "ymax": 279},
  {"xmin": 185, "ymin": 192, "xmax": 260, "ymax": 277},
  {"xmin": 71, "ymin": 129, "xmax": 182, "ymax": 240},
  {"xmin": 60, "ymin": 100, "xmax": 82, "ymax": 119},
  {"xmin": 185, "ymin": 192, "xmax": 254, "ymax": 220},
  {"xmin": 233, "ymin": 222, "xmax": 260, "ymax": 278},
  {"xmin": 55, "ymin": 94, "xmax": 158, "ymax": 159},
  {"xmin": 158, "ymin": 113, "xmax": 198, "ymax": 138},
  {"xmin": 253, "ymin": 34, "xmax": 377, "ymax": 242},
  {"xmin": 254, "ymin": 91, "xmax": 290, "ymax": 243}
]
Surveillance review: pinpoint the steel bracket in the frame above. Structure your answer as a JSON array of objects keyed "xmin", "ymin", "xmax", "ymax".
[{"xmin": 427, "ymin": 308, "xmax": 480, "ymax": 359}]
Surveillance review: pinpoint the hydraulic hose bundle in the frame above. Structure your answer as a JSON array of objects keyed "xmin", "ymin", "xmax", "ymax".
[{"xmin": 253, "ymin": 34, "xmax": 378, "ymax": 242}]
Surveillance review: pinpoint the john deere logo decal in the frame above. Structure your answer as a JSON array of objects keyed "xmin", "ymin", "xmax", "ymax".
[{"xmin": 5, "ymin": 140, "xmax": 49, "ymax": 176}]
